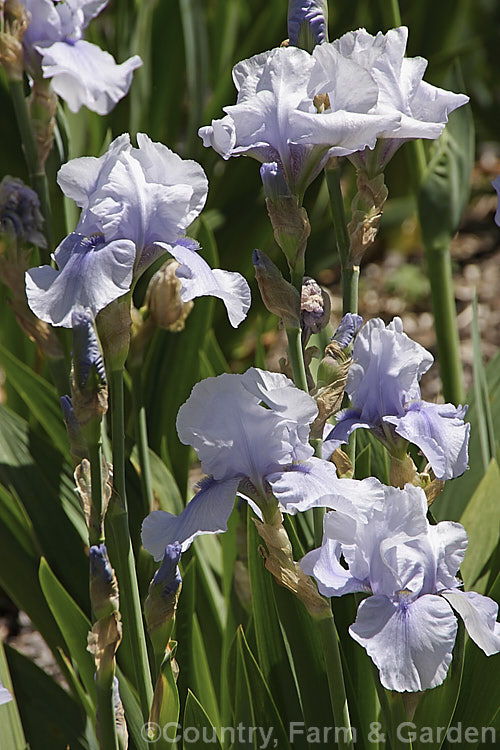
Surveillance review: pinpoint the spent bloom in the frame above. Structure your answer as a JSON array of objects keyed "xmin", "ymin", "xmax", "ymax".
[
  {"xmin": 324, "ymin": 318, "xmax": 470, "ymax": 480},
  {"xmin": 199, "ymin": 44, "xmax": 399, "ymax": 197},
  {"xmin": 142, "ymin": 367, "xmax": 383, "ymax": 557},
  {"xmin": 26, "ymin": 134, "xmax": 251, "ymax": 328},
  {"xmin": 287, "ymin": 0, "xmax": 328, "ymax": 49},
  {"xmin": 302, "ymin": 483, "xmax": 500, "ymax": 692},
  {"xmin": 0, "ymin": 176, "xmax": 45, "ymax": 247},
  {"xmin": 22, "ymin": 0, "xmax": 142, "ymax": 113}
]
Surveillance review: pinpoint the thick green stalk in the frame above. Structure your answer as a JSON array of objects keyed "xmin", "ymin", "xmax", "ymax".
[
  {"xmin": 315, "ymin": 613, "xmax": 354, "ymax": 750},
  {"xmin": 107, "ymin": 368, "xmax": 153, "ymax": 720},
  {"xmin": 8, "ymin": 80, "xmax": 53, "ymax": 255},
  {"xmin": 131, "ymin": 369, "xmax": 154, "ymax": 516},
  {"xmin": 88, "ymin": 439, "xmax": 104, "ymax": 547},
  {"xmin": 425, "ymin": 239, "xmax": 465, "ymax": 403},
  {"xmin": 325, "ymin": 166, "xmax": 358, "ymax": 315},
  {"xmin": 95, "ymin": 666, "xmax": 120, "ymax": 750},
  {"xmin": 285, "ymin": 326, "xmax": 309, "ymax": 393}
]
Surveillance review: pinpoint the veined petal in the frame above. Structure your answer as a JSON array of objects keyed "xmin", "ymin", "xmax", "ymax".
[
  {"xmin": 25, "ymin": 234, "xmax": 135, "ymax": 327},
  {"xmin": 386, "ymin": 401, "xmax": 470, "ymax": 480},
  {"xmin": 349, "ymin": 594, "xmax": 457, "ymax": 691},
  {"xmin": 141, "ymin": 477, "xmax": 240, "ymax": 556},
  {"xmin": 167, "ymin": 242, "xmax": 251, "ymax": 328},
  {"xmin": 36, "ymin": 40, "xmax": 142, "ymax": 114},
  {"xmin": 441, "ymin": 589, "xmax": 500, "ymax": 656}
]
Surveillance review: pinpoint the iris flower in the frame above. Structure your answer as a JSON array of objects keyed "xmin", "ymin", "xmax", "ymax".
[
  {"xmin": 142, "ymin": 367, "xmax": 383, "ymax": 557},
  {"xmin": 329, "ymin": 27, "xmax": 469, "ymax": 168},
  {"xmin": 302, "ymin": 483, "xmax": 500, "ymax": 692},
  {"xmin": 199, "ymin": 45, "xmax": 400, "ymax": 196},
  {"xmin": 22, "ymin": 0, "xmax": 142, "ymax": 113},
  {"xmin": 323, "ymin": 318, "xmax": 470, "ymax": 480},
  {"xmin": 0, "ymin": 678, "xmax": 12, "ymax": 705},
  {"xmin": 26, "ymin": 134, "xmax": 251, "ymax": 328}
]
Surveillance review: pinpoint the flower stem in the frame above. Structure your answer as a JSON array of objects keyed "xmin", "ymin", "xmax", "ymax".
[
  {"xmin": 423, "ymin": 237, "xmax": 465, "ymax": 404},
  {"xmin": 106, "ymin": 368, "xmax": 153, "ymax": 721},
  {"xmin": 88, "ymin": 439, "xmax": 104, "ymax": 547},
  {"xmin": 9, "ymin": 79, "xmax": 53, "ymax": 256},
  {"xmin": 285, "ymin": 326, "xmax": 309, "ymax": 393},
  {"xmin": 95, "ymin": 666, "xmax": 120, "ymax": 750},
  {"xmin": 325, "ymin": 164, "xmax": 359, "ymax": 316},
  {"xmin": 131, "ymin": 369, "xmax": 154, "ymax": 516},
  {"xmin": 315, "ymin": 613, "xmax": 354, "ymax": 750}
]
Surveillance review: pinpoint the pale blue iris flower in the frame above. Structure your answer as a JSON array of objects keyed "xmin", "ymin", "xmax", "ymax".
[
  {"xmin": 142, "ymin": 368, "xmax": 383, "ymax": 557},
  {"xmin": 323, "ymin": 318, "xmax": 470, "ymax": 480},
  {"xmin": 22, "ymin": 0, "xmax": 142, "ymax": 114},
  {"xmin": 302, "ymin": 483, "xmax": 500, "ymax": 692},
  {"xmin": 26, "ymin": 134, "xmax": 251, "ymax": 328},
  {"xmin": 199, "ymin": 45, "xmax": 400, "ymax": 197}
]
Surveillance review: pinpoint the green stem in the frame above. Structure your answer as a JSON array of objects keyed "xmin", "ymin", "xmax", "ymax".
[
  {"xmin": 95, "ymin": 665, "xmax": 120, "ymax": 750},
  {"xmin": 88, "ymin": 438, "xmax": 104, "ymax": 547},
  {"xmin": 325, "ymin": 165, "xmax": 359, "ymax": 315},
  {"xmin": 106, "ymin": 368, "xmax": 153, "ymax": 720},
  {"xmin": 379, "ymin": 0, "xmax": 402, "ymax": 28},
  {"xmin": 8, "ymin": 80, "xmax": 53, "ymax": 255},
  {"xmin": 131, "ymin": 369, "xmax": 154, "ymax": 516},
  {"xmin": 424, "ymin": 239, "xmax": 465, "ymax": 404},
  {"xmin": 285, "ymin": 326, "xmax": 309, "ymax": 393},
  {"xmin": 315, "ymin": 613, "xmax": 354, "ymax": 750}
]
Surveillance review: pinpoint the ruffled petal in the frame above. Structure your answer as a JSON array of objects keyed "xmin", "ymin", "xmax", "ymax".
[
  {"xmin": 25, "ymin": 234, "xmax": 135, "ymax": 327},
  {"xmin": 141, "ymin": 477, "xmax": 240, "ymax": 557},
  {"xmin": 267, "ymin": 457, "xmax": 384, "ymax": 514},
  {"xmin": 301, "ymin": 536, "xmax": 369, "ymax": 597},
  {"xmin": 167, "ymin": 242, "xmax": 251, "ymax": 328},
  {"xmin": 36, "ymin": 40, "xmax": 142, "ymax": 114},
  {"xmin": 385, "ymin": 401, "xmax": 470, "ymax": 480},
  {"xmin": 440, "ymin": 589, "xmax": 500, "ymax": 656},
  {"xmin": 429, "ymin": 521, "xmax": 468, "ymax": 590},
  {"xmin": 349, "ymin": 594, "xmax": 458, "ymax": 691}
]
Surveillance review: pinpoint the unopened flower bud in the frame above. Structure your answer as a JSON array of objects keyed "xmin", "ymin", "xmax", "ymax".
[
  {"xmin": 60, "ymin": 395, "xmax": 88, "ymax": 462},
  {"xmin": 0, "ymin": 176, "xmax": 46, "ymax": 248},
  {"xmin": 70, "ymin": 310, "xmax": 108, "ymax": 434},
  {"xmin": 287, "ymin": 0, "xmax": 328, "ymax": 52},
  {"xmin": 261, "ymin": 163, "xmax": 311, "ymax": 271},
  {"xmin": 331, "ymin": 313, "xmax": 363, "ymax": 350},
  {"xmin": 145, "ymin": 259, "xmax": 193, "ymax": 332},
  {"xmin": 89, "ymin": 544, "xmax": 120, "ymax": 620},
  {"xmin": 145, "ymin": 543, "xmax": 182, "ymax": 659},
  {"xmin": 0, "ymin": 0, "xmax": 29, "ymax": 81},
  {"xmin": 96, "ymin": 294, "xmax": 131, "ymax": 372},
  {"xmin": 253, "ymin": 249, "xmax": 301, "ymax": 328}
]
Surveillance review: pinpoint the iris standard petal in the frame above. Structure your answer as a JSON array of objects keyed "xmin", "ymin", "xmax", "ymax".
[
  {"xmin": 385, "ymin": 401, "xmax": 470, "ymax": 480},
  {"xmin": 301, "ymin": 536, "xmax": 368, "ymax": 597},
  {"xmin": 168, "ymin": 243, "xmax": 251, "ymax": 328},
  {"xmin": 349, "ymin": 593, "xmax": 457, "ymax": 691},
  {"xmin": 35, "ymin": 40, "xmax": 142, "ymax": 114},
  {"xmin": 25, "ymin": 234, "xmax": 136, "ymax": 327},
  {"xmin": 141, "ymin": 477, "xmax": 240, "ymax": 557},
  {"xmin": 440, "ymin": 589, "xmax": 500, "ymax": 656}
]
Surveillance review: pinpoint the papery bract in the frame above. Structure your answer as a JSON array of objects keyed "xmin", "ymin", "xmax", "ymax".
[
  {"xmin": 302, "ymin": 484, "xmax": 500, "ymax": 692},
  {"xmin": 324, "ymin": 317, "xmax": 470, "ymax": 480},
  {"xmin": 142, "ymin": 368, "xmax": 383, "ymax": 556},
  {"xmin": 26, "ymin": 134, "xmax": 251, "ymax": 328},
  {"xmin": 22, "ymin": 0, "xmax": 142, "ymax": 113}
]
